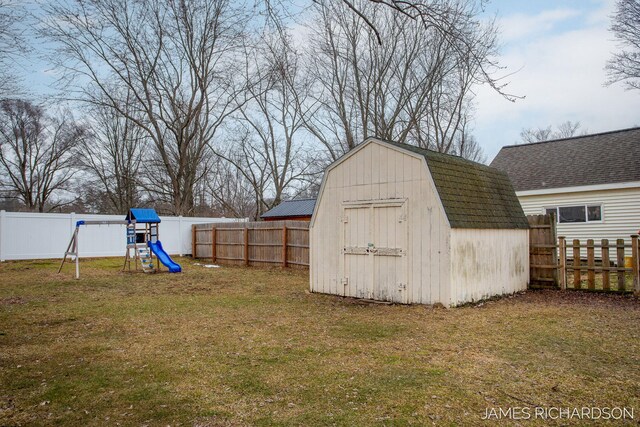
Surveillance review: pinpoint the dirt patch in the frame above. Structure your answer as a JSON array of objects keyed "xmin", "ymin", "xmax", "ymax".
[
  {"xmin": 32, "ymin": 317, "xmax": 78, "ymax": 327},
  {"xmin": 0, "ymin": 296, "xmax": 26, "ymax": 305}
]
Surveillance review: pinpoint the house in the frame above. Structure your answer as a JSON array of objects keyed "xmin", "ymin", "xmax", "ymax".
[
  {"xmin": 260, "ymin": 199, "xmax": 316, "ymax": 221},
  {"xmin": 490, "ymin": 127, "xmax": 640, "ymax": 251},
  {"xmin": 310, "ymin": 137, "xmax": 529, "ymax": 307}
]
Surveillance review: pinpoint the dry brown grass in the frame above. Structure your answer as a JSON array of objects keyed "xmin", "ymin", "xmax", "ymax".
[{"xmin": 1, "ymin": 258, "xmax": 639, "ymax": 426}]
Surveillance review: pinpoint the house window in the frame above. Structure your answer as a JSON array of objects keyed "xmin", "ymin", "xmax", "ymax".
[
  {"xmin": 559, "ymin": 206, "xmax": 586, "ymax": 223},
  {"xmin": 587, "ymin": 205, "xmax": 602, "ymax": 221},
  {"xmin": 545, "ymin": 205, "xmax": 603, "ymax": 223}
]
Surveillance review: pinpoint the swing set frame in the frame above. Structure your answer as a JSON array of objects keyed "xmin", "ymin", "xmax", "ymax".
[{"xmin": 57, "ymin": 219, "xmax": 151, "ymax": 279}]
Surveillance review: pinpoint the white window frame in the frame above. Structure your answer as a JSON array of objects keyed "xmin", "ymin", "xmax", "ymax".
[{"xmin": 543, "ymin": 204, "xmax": 604, "ymax": 224}]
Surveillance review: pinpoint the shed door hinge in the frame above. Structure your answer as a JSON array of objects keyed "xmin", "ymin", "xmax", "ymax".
[
  {"xmin": 341, "ymin": 215, "xmax": 349, "ymax": 223},
  {"xmin": 399, "ymin": 213, "xmax": 407, "ymax": 222},
  {"xmin": 341, "ymin": 277, "xmax": 349, "ymax": 286},
  {"xmin": 398, "ymin": 283, "xmax": 406, "ymax": 291}
]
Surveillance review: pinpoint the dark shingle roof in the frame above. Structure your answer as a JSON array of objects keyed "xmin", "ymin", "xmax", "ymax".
[
  {"xmin": 261, "ymin": 198, "xmax": 316, "ymax": 219},
  {"xmin": 490, "ymin": 127, "xmax": 640, "ymax": 192},
  {"xmin": 381, "ymin": 140, "xmax": 529, "ymax": 229}
]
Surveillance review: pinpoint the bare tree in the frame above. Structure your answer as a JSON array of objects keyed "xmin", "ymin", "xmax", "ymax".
[
  {"xmin": 302, "ymin": 0, "xmax": 497, "ymax": 160},
  {"xmin": 77, "ymin": 90, "xmax": 147, "ymax": 214},
  {"xmin": 215, "ymin": 30, "xmax": 319, "ymax": 217},
  {"xmin": 0, "ymin": 99, "xmax": 82, "ymax": 212},
  {"xmin": 42, "ymin": 0, "xmax": 248, "ymax": 215},
  {"xmin": 519, "ymin": 121, "xmax": 586, "ymax": 144},
  {"xmin": 346, "ymin": 0, "xmax": 516, "ymax": 100},
  {"xmin": 266, "ymin": 0, "xmax": 508, "ymax": 98},
  {"xmin": 206, "ymin": 156, "xmax": 258, "ymax": 219},
  {"xmin": 412, "ymin": 65, "xmax": 480, "ymax": 155},
  {"xmin": 214, "ymin": 127, "xmax": 270, "ymax": 219},
  {"xmin": 0, "ymin": 0, "xmax": 28, "ymax": 96},
  {"xmin": 606, "ymin": 0, "xmax": 640, "ymax": 90},
  {"xmin": 450, "ymin": 117, "xmax": 486, "ymax": 163},
  {"xmin": 555, "ymin": 121, "xmax": 585, "ymax": 138},
  {"xmin": 519, "ymin": 126, "xmax": 553, "ymax": 144}
]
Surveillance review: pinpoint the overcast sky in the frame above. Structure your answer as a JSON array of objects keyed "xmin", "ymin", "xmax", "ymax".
[
  {"xmin": 476, "ymin": 0, "xmax": 640, "ymax": 160},
  {"xmin": 14, "ymin": 0, "xmax": 640, "ymax": 163}
]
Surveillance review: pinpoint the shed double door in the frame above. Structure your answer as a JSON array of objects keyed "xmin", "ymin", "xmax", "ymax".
[{"xmin": 341, "ymin": 201, "xmax": 408, "ymax": 303}]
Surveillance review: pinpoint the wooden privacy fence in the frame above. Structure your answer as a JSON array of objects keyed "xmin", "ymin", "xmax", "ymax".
[
  {"xmin": 192, "ymin": 220, "xmax": 309, "ymax": 268},
  {"xmin": 528, "ymin": 214, "xmax": 559, "ymax": 288}
]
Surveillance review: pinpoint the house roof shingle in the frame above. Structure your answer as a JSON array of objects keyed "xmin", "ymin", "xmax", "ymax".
[
  {"xmin": 260, "ymin": 198, "xmax": 316, "ymax": 219},
  {"xmin": 380, "ymin": 140, "xmax": 529, "ymax": 229},
  {"xmin": 490, "ymin": 127, "xmax": 640, "ymax": 192}
]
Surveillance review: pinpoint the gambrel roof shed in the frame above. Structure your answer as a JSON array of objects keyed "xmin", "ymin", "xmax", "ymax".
[{"xmin": 310, "ymin": 138, "xmax": 529, "ymax": 307}]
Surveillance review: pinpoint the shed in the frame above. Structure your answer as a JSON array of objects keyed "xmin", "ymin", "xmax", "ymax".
[
  {"xmin": 260, "ymin": 199, "xmax": 316, "ymax": 221},
  {"xmin": 310, "ymin": 138, "xmax": 529, "ymax": 307}
]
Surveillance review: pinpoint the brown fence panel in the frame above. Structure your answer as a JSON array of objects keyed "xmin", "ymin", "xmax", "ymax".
[
  {"xmin": 287, "ymin": 225, "xmax": 309, "ymax": 267},
  {"xmin": 193, "ymin": 220, "xmax": 309, "ymax": 268},
  {"xmin": 563, "ymin": 236, "xmax": 640, "ymax": 293},
  {"xmin": 527, "ymin": 214, "xmax": 559, "ymax": 288}
]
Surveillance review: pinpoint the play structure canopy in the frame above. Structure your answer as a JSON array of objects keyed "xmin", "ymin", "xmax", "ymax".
[{"xmin": 126, "ymin": 208, "xmax": 161, "ymax": 223}]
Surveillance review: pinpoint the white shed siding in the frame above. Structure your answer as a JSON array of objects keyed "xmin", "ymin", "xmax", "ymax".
[
  {"xmin": 518, "ymin": 186, "xmax": 640, "ymax": 256},
  {"xmin": 450, "ymin": 229, "xmax": 529, "ymax": 306},
  {"xmin": 310, "ymin": 141, "xmax": 450, "ymax": 304}
]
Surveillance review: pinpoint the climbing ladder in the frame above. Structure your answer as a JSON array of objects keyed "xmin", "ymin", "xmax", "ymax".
[{"xmin": 137, "ymin": 246, "xmax": 155, "ymax": 273}]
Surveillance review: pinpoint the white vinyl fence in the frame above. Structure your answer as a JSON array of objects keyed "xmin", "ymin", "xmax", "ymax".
[{"xmin": 0, "ymin": 210, "xmax": 245, "ymax": 261}]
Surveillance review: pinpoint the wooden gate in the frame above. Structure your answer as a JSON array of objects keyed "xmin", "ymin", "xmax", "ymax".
[{"xmin": 528, "ymin": 214, "xmax": 559, "ymax": 288}]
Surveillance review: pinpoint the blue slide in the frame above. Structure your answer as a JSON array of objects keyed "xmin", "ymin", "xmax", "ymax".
[{"xmin": 148, "ymin": 240, "xmax": 182, "ymax": 273}]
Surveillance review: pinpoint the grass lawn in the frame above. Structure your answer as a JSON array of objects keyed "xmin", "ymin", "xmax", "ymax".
[{"xmin": 1, "ymin": 258, "xmax": 639, "ymax": 426}]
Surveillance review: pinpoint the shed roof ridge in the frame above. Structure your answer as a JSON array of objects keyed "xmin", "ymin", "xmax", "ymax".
[{"xmin": 370, "ymin": 137, "xmax": 497, "ymax": 170}]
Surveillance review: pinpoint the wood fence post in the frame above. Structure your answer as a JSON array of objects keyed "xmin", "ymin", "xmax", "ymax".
[
  {"xmin": 244, "ymin": 227, "xmax": 249, "ymax": 266},
  {"xmin": 282, "ymin": 225, "xmax": 288, "ymax": 267},
  {"xmin": 587, "ymin": 239, "xmax": 595, "ymax": 290},
  {"xmin": 558, "ymin": 236, "xmax": 566, "ymax": 290},
  {"xmin": 0, "ymin": 210, "xmax": 5, "ymax": 262},
  {"xmin": 550, "ymin": 212, "xmax": 558, "ymax": 285},
  {"xmin": 192, "ymin": 225, "xmax": 196, "ymax": 259},
  {"xmin": 211, "ymin": 227, "xmax": 216, "ymax": 263},
  {"xmin": 573, "ymin": 239, "xmax": 581, "ymax": 290},
  {"xmin": 602, "ymin": 239, "xmax": 610, "ymax": 291},
  {"xmin": 631, "ymin": 235, "xmax": 639, "ymax": 294},
  {"xmin": 617, "ymin": 239, "xmax": 625, "ymax": 291}
]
